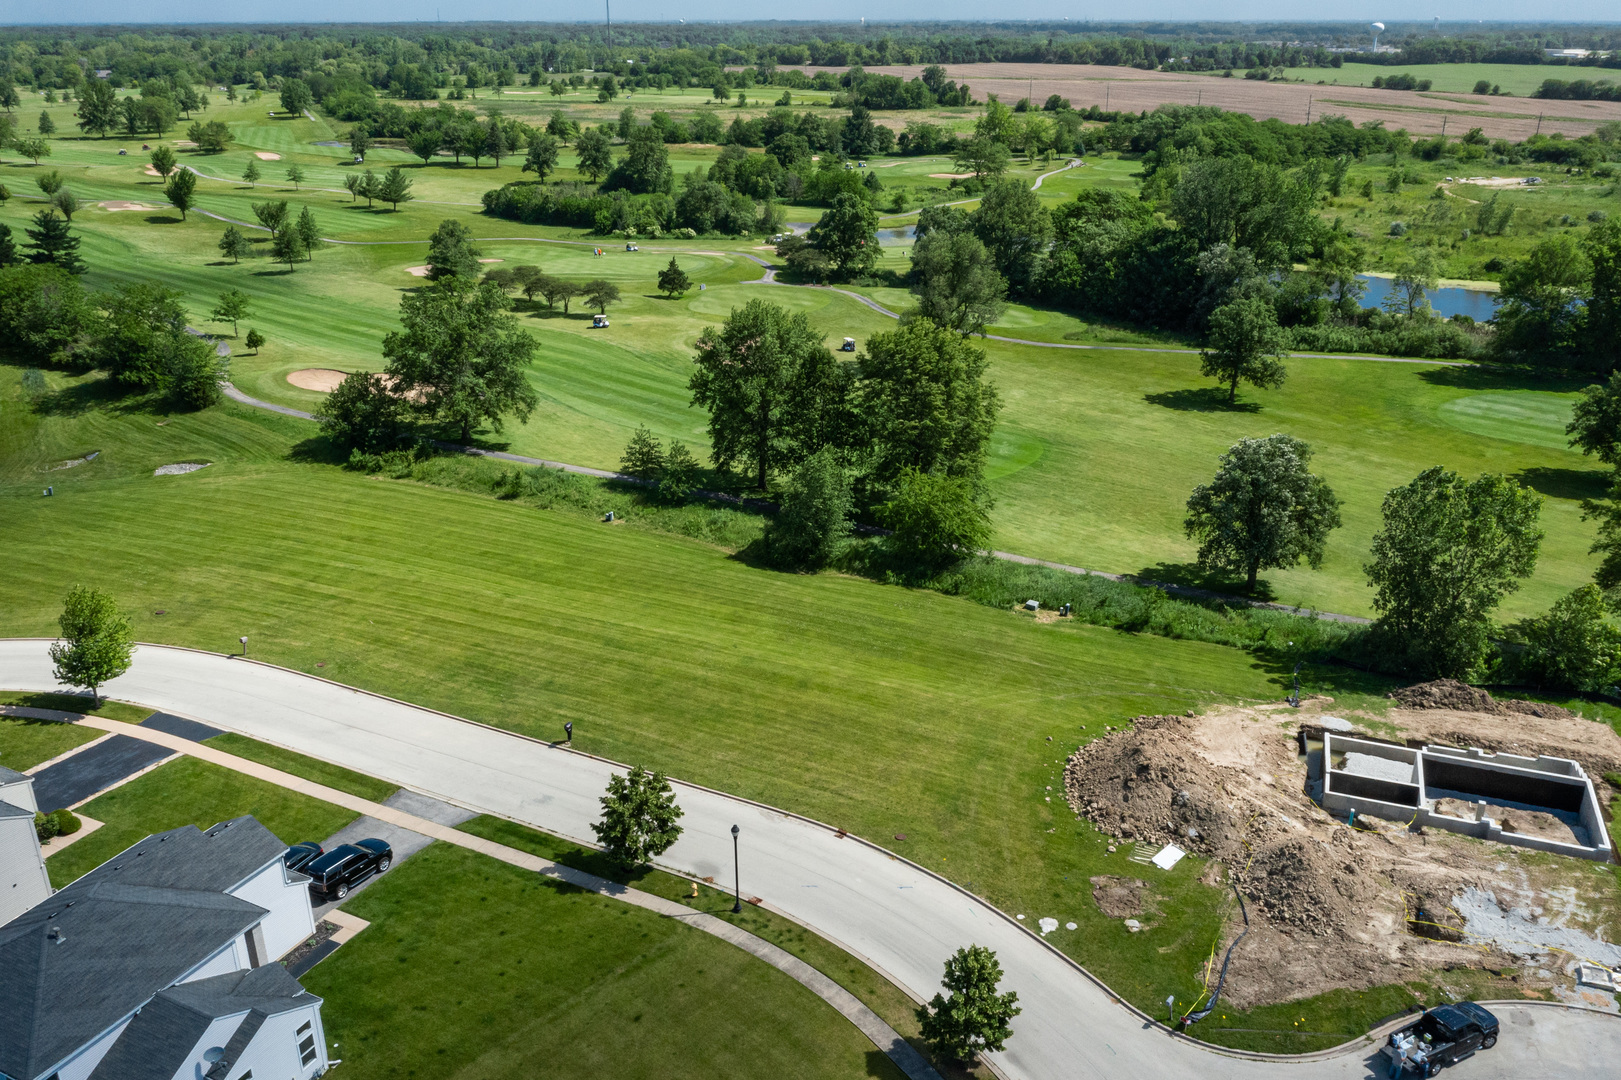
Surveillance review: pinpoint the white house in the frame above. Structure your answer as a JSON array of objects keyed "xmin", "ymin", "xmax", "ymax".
[
  {"xmin": 0, "ymin": 816, "xmax": 328, "ymax": 1080},
  {"xmin": 0, "ymin": 766, "xmax": 51, "ymax": 927}
]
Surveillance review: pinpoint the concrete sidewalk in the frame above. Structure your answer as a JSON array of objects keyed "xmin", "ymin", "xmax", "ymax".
[{"xmin": 66, "ymin": 714, "xmax": 942, "ymax": 1080}]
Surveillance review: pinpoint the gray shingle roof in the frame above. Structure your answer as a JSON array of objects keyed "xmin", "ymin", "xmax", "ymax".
[
  {"xmin": 0, "ymin": 798, "xmax": 32, "ymax": 821},
  {"xmin": 0, "ymin": 763, "xmax": 30, "ymax": 783},
  {"xmin": 0, "ymin": 817, "xmax": 291, "ymax": 1080}
]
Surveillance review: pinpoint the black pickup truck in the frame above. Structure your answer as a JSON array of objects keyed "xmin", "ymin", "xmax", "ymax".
[{"xmin": 1382, "ymin": 1002, "xmax": 1500, "ymax": 1077}]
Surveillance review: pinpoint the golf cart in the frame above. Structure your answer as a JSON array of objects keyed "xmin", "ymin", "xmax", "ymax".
[
  {"xmin": 625, "ymin": 242, "xmax": 639, "ymax": 251},
  {"xmin": 840, "ymin": 337, "xmax": 856, "ymax": 352},
  {"xmin": 592, "ymin": 314, "xmax": 610, "ymax": 328}
]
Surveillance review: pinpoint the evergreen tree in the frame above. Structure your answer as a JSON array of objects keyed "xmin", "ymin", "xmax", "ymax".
[
  {"xmin": 377, "ymin": 166, "xmax": 414, "ymax": 210},
  {"xmin": 295, "ymin": 206, "xmax": 319, "ymax": 259},
  {"xmin": 25, "ymin": 210, "xmax": 86, "ymax": 274},
  {"xmin": 657, "ymin": 257, "xmax": 691, "ymax": 298},
  {"xmin": 38, "ymin": 109, "xmax": 55, "ymax": 135}
]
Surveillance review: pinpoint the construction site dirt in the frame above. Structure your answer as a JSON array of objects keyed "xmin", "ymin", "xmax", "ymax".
[{"xmin": 1062, "ymin": 686, "xmax": 1621, "ymax": 1010}]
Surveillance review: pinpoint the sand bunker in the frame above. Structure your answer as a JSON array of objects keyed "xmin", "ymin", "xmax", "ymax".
[
  {"xmin": 1063, "ymin": 696, "xmax": 1621, "ymax": 1009},
  {"xmin": 100, "ymin": 201, "xmax": 160, "ymax": 212},
  {"xmin": 478, "ymin": 258, "xmax": 504, "ymax": 264},
  {"xmin": 1455, "ymin": 176, "xmax": 1540, "ymax": 188},
  {"xmin": 286, "ymin": 368, "xmax": 352, "ymax": 393},
  {"xmin": 928, "ymin": 172, "xmax": 975, "ymax": 179},
  {"xmin": 405, "ymin": 265, "xmax": 431, "ymax": 277},
  {"xmin": 254, "ymin": 151, "xmax": 281, "ymax": 160},
  {"xmin": 142, "ymin": 165, "xmax": 162, "ymax": 177},
  {"xmin": 154, "ymin": 463, "xmax": 210, "ymax": 476}
]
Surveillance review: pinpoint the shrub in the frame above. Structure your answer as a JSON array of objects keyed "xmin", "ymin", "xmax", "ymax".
[
  {"xmin": 1518, "ymin": 585, "xmax": 1621, "ymax": 692},
  {"xmin": 316, "ymin": 372, "xmax": 410, "ymax": 453},
  {"xmin": 765, "ymin": 449, "xmax": 854, "ymax": 570},
  {"xmin": 35, "ymin": 811, "xmax": 59, "ymax": 842},
  {"xmin": 877, "ymin": 468, "xmax": 992, "ymax": 574}
]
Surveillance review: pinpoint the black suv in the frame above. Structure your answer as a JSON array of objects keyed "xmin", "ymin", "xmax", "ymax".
[
  {"xmin": 304, "ymin": 838, "xmax": 393, "ymax": 900},
  {"xmin": 282, "ymin": 841, "xmax": 323, "ymax": 873}
]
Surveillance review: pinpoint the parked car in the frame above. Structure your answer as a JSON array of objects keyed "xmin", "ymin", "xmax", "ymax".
[
  {"xmin": 304, "ymin": 839, "xmax": 392, "ymax": 900},
  {"xmin": 282, "ymin": 841, "xmax": 323, "ymax": 873},
  {"xmin": 1382, "ymin": 1002, "xmax": 1499, "ymax": 1077}
]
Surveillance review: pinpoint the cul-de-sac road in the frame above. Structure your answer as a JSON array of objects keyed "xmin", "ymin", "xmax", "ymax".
[{"xmin": 3, "ymin": 639, "xmax": 1616, "ymax": 1079}]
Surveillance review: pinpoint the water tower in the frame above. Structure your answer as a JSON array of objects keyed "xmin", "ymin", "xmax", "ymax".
[{"xmin": 1371, "ymin": 22, "xmax": 1385, "ymax": 50}]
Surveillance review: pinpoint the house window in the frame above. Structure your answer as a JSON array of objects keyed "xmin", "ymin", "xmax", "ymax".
[
  {"xmin": 238, "ymin": 1073, "xmax": 252, "ymax": 1080},
  {"xmin": 299, "ymin": 1035, "xmax": 316, "ymax": 1066},
  {"xmin": 297, "ymin": 1021, "xmax": 311, "ymax": 1036}
]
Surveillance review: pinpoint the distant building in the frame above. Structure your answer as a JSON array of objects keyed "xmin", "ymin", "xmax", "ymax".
[
  {"xmin": 92, "ymin": 69, "xmax": 112, "ymax": 79},
  {"xmin": 1544, "ymin": 49, "xmax": 1596, "ymax": 59},
  {"xmin": 0, "ymin": 816, "xmax": 328, "ymax": 1080},
  {"xmin": 0, "ymin": 766, "xmax": 51, "ymax": 926}
]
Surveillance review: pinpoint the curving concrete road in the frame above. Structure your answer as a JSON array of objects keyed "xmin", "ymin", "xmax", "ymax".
[{"xmin": 2, "ymin": 639, "xmax": 1616, "ymax": 1079}]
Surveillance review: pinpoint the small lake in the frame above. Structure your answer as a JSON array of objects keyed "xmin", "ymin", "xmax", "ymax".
[
  {"xmin": 1355, "ymin": 275, "xmax": 1498, "ymax": 322},
  {"xmin": 876, "ymin": 226, "xmax": 917, "ymax": 246}
]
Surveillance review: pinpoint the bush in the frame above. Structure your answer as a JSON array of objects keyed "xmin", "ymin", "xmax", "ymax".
[
  {"xmin": 317, "ymin": 372, "xmax": 411, "ymax": 453},
  {"xmin": 1518, "ymin": 585, "xmax": 1621, "ymax": 692},
  {"xmin": 765, "ymin": 449, "xmax": 854, "ymax": 569},
  {"xmin": 877, "ymin": 468, "xmax": 992, "ymax": 574},
  {"xmin": 34, "ymin": 809, "xmax": 78, "ymax": 842}
]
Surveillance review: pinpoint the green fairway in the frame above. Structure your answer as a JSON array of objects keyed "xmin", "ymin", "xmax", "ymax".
[
  {"xmin": 44, "ymin": 755, "xmax": 358, "ymax": 887},
  {"xmin": 301, "ymin": 843, "xmax": 904, "ymax": 1080}
]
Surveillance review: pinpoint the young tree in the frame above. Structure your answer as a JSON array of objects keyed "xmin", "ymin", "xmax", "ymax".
[
  {"xmin": 377, "ymin": 165, "xmax": 414, "ymax": 210},
  {"xmin": 1520, "ymin": 585, "xmax": 1621, "ymax": 692},
  {"xmin": 15, "ymin": 137, "xmax": 51, "ymax": 164},
  {"xmin": 50, "ymin": 189, "xmax": 79, "ymax": 222},
  {"xmin": 657, "ymin": 440, "xmax": 702, "ymax": 502},
  {"xmin": 425, "ymin": 219, "xmax": 482, "ymax": 280},
  {"xmin": 1183, "ymin": 434, "xmax": 1343, "ymax": 593},
  {"xmin": 36, "ymin": 170, "xmax": 64, "ymax": 196},
  {"xmin": 48, "ymin": 585, "xmax": 134, "ymax": 707},
  {"xmin": 916, "ymin": 945, "xmax": 1021, "ymax": 1064},
  {"xmin": 242, "ymin": 158, "xmax": 260, "ymax": 187},
  {"xmin": 349, "ymin": 126, "xmax": 371, "ymax": 162},
  {"xmin": 0, "ymin": 223, "xmax": 16, "ymax": 267},
  {"xmin": 619, "ymin": 425, "xmax": 665, "ymax": 478},
  {"xmin": 210, "ymin": 288, "xmax": 251, "ymax": 335},
  {"xmin": 522, "ymin": 132, "xmax": 560, "ymax": 181},
  {"xmin": 24, "ymin": 210, "xmax": 86, "ymax": 274},
  {"xmin": 271, "ymin": 227, "xmax": 305, "ymax": 270},
  {"xmin": 909, "ymin": 231, "xmax": 1007, "ymax": 337},
  {"xmin": 1200, "ymin": 297, "xmax": 1289, "ymax": 405},
  {"xmin": 285, "ymin": 163, "xmax": 306, "ymax": 190},
  {"xmin": 878, "ymin": 468, "xmax": 992, "ymax": 573},
  {"xmin": 381, "ymin": 278, "xmax": 540, "ymax": 443},
  {"xmin": 357, "ymin": 168, "xmax": 379, "ymax": 208},
  {"xmin": 343, "ymin": 173, "xmax": 362, "ymax": 202},
  {"xmin": 295, "ymin": 206, "xmax": 319, "ymax": 259},
  {"xmin": 165, "ymin": 167, "xmax": 197, "ymax": 220},
  {"xmin": 856, "ymin": 319, "xmax": 1001, "ymax": 490},
  {"xmin": 657, "ymin": 257, "xmax": 691, "ymax": 298},
  {"xmin": 77, "ymin": 77, "xmax": 119, "ymax": 138},
  {"xmin": 575, "ymin": 127, "xmax": 613, "ymax": 182},
  {"xmin": 766, "ymin": 448, "xmax": 854, "ymax": 570},
  {"xmin": 1366, "ymin": 467, "xmax": 1544, "ymax": 678},
  {"xmin": 38, "ymin": 109, "xmax": 55, "ymax": 135},
  {"xmin": 590, "ymin": 765, "xmax": 684, "ymax": 869},
  {"xmin": 217, "ymin": 224, "xmax": 251, "ymax": 263},
  {"xmin": 808, "ymin": 191, "xmax": 879, "ymax": 279},
  {"xmin": 245, "ymin": 328, "xmax": 265, "ymax": 354},
  {"xmin": 252, "ymin": 199, "xmax": 289, "ymax": 237},
  {"xmin": 582, "ymin": 278, "xmax": 621, "ymax": 314},
  {"xmin": 150, "ymin": 144, "xmax": 177, "ymax": 179},
  {"xmin": 689, "ymin": 298, "xmax": 848, "ymax": 491},
  {"xmin": 315, "ymin": 372, "xmax": 410, "ymax": 453}
]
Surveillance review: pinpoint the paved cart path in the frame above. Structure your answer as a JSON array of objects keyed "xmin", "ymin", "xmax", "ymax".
[{"xmin": 3, "ymin": 640, "xmax": 1616, "ymax": 1079}]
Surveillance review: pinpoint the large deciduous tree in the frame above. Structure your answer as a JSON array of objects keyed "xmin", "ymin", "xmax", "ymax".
[
  {"xmin": 908, "ymin": 230, "xmax": 1007, "ymax": 337},
  {"xmin": 969, "ymin": 180, "xmax": 1051, "ymax": 295},
  {"xmin": 49, "ymin": 585, "xmax": 134, "ymax": 707},
  {"xmin": 765, "ymin": 448, "xmax": 855, "ymax": 570},
  {"xmin": 808, "ymin": 191, "xmax": 878, "ymax": 279},
  {"xmin": 382, "ymin": 278, "xmax": 539, "ymax": 444},
  {"xmin": 574, "ymin": 127, "xmax": 613, "ymax": 182},
  {"xmin": 1183, "ymin": 434, "xmax": 1343, "ymax": 593},
  {"xmin": 522, "ymin": 132, "xmax": 560, "ymax": 181},
  {"xmin": 916, "ymin": 945, "xmax": 1021, "ymax": 1064},
  {"xmin": 688, "ymin": 298, "xmax": 849, "ymax": 491},
  {"xmin": 1200, "ymin": 296, "xmax": 1289, "ymax": 404},
  {"xmin": 425, "ymin": 219, "xmax": 482, "ymax": 280},
  {"xmin": 76, "ymin": 78, "xmax": 119, "ymax": 138},
  {"xmin": 1366, "ymin": 467, "xmax": 1543, "ymax": 679}
]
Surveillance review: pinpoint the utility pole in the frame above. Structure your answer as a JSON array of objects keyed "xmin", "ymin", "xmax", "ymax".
[
  {"xmin": 1441, "ymin": 116, "xmax": 1447, "ymax": 137},
  {"xmin": 1535, "ymin": 113, "xmax": 1543, "ymax": 135},
  {"xmin": 605, "ymin": 0, "xmax": 612, "ymax": 52},
  {"xmin": 1306, "ymin": 97, "xmax": 1312, "ymax": 123}
]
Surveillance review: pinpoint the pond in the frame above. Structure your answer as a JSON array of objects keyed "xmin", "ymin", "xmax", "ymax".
[
  {"xmin": 1356, "ymin": 274, "xmax": 1498, "ymax": 322},
  {"xmin": 876, "ymin": 226, "xmax": 917, "ymax": 246}
]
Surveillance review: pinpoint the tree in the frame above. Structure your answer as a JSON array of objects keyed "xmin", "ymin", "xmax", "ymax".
[
  {"xmin": 166, "ymin": 167, "xmax": 197, "ymax": 220},
  {"xmin": 1366, "ymin": 467, "xmax": 1543, "ymax": 678},
  {"xmin": 878, "ymin": 468, "xmax": 992, "ymax": 573},
  {"xmin": 917, "ymin": 945, "xmax": 1021, "ymax": 1064},
  {"xmin": 1184, "ymin": 434, "xmax": 1343, "ymax": 593},
  {"xmin": 381, "ymin": 278, "xmax": 540, "ymax": 443},
  {"xmin": 426, "ymin": 219, "xmax": 482, "ymax": 280},
  {"xmin": 809, "ymin": 191, "xmax": 879, "ymax": 279},
  {"xmin": 522, "ymin": 132, "xmax": 560, "ymax": 181},
  {"xmin": 279, "ymin": 78, "xmax": 313, "ymax": 116},
  {"xmin": 357, "ymin": 168, "xmax": 379, "ymax": 208},
  {"xmin": 1492, "ymin": 235, "xmax": 1591, "ymax": 363},
  {"xmin": 606, "ymin": 125, "xmax": 673, "ymax": 194},
  {"xmin": 1171, "ymin": 156, "xmax": 1313, "ymax": 271},
  {"xmin": 658, "ymin": 441, "xmax": 702, "ymax": 502},
  {"xmin": 344, "ymin": 173, "xmax": 362, "ymax": 202},
  {"xmin": 617, "ymin": 106, "xmax": 637, "ymax": 141},
  {"xmin": 766, "ymin": 448, "xmax": 854, "ymax": 569},
  {"xmin": 25, "ymin": 210, "xmax": 86, "ymax": 274},
  {"xmin": 0, "ymin": 78, "xmax": 17, "ymax": 112},
  {"xmin": 0, "ymin": 264, "xmax": 93, "ymax": 355},
  {"xmin": 483, "ymin": 121, "xmax": 509, "ymax": 167},
  {"xmin": 164, "ymin": 330, "xmax": 225, "ymax": 409},
  {"xmin": 954, "ymin": 136, "xmax": 1011, "ymax": 184},
  {"xmin": 245, "ymin": 328, "xmax": 265, "ymax": 354},
  {"xmin": 546, "ymin": 110, "xmax": 573, "ymax": 142},
  {"xmin": 285, "ymin": 163, "xmax": 306, "ymax": 190},
  {"xmin": 1389, "ymin": 249, "xmax": 1442, "ymax": 317},
  {"xmin": 689, "ymin": 298, "xmax": 848, "ymax": 491},
  {"xmin": 36, "ymin": 170, "xmax": 64, "ymax": 196},
  {"xmin": 407, "ymin": 129, "xmax": 441, "ymax": 165},
  {"xmin": 1200, "ymin": 297, "xmax": 1289, "ymax": 405},
  {"xmin": 1586, "ymin": 219, "xmax": 1621, "ymax": 371},
  {"xmin": 217, "ymin": 224, "xmax": 251, "ymax": 263},
  {"xmin": 539, "ymin": 275, "xmax": 582, "ymax": 313},
  {"xmin": 15, "ymin": 137, "xmax": 50, "ymax": 164},
  {"xmin": 315, "ymin": 372, "xmax": 409, "ymax": 453},
  {"xmin": 574, "ymin": 127, "xmax": 613, "ymax": 182},
  {"xmin": 188, "ymin": 119, "xmax": 231, "ymax": 152},
  {"xmin": 970, "ymin": 180, "xmax": 1052, "ymax": 295},
  {"xmin": 909, "ymin": 231, "xmax": 1007, "ymax": 337},
  {"xmin": 377, "ymin": 166, "xmax": 414, "ymax": 211},
  {"xmin": 77, "ymin": 77, "xmax": 119, "ymax": 137},
  {"xmin": 582, "ymin": 278, "xmax": 620, "ymax": 314},
  {"xmin": 590, "ymin": 765, "xmax": 684, "ymax": 869},
  {"xmin": 271, "ymin": 227, "xmax": 305, "ymax": 270},
  {"xmin": 38, "ymin": 109, "xmax": 55, "ymax": 136},
  {"xmin": 1520, "ymin": 585, "xmax": 1621, "ymax": 692},
  {"xmin": 349, "ymin": 126, "xmax": 371, "ymax": 162},
  {"xmin": 295, "ymin": 206, "xmax": 319, "ymax": 259},
  {"xmin": 210, "ymin": 288, "xmax": 251, "ymax": 335},
  {"xmin": 0, "ymin": 223, "xmax": 15, "ymax": 268},
  {"xmin": 50, "ymin": 189, "xmax": 79, "ymax": 222},
  {"xmin": 242, "ymin": 158, "xmax": 260, "ymax": 187},
  {"xmin": 510, "ymin": 264, "xmax": 546, "ymax": 304},
  {"xmin": 96, "ymin": 280, "xmax": 188, "ymax": 387},
  {"xmin": 619, "ymin": 425, "xmax": 665, "ymax": 477},
  {"xmin": 1567, "ymin": 371, "xmax": 1621, "ymax": 466},
  {"xmin": 252, "ymin": 199, "xmax": 289, "ymax": 237},
  {"xmin": 48, "ymin": 585, "xmax": 134, "ymax": 707},
  {"xmin": 657, "ymin": 257, "xmax": 691, "ymax": 298},
  {"xmin": 857, "ymin": 318, "xmax": 1001, "ymax": 490}
]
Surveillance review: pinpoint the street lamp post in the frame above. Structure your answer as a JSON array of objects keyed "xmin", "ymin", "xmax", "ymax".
[{"xmin": 730, "ymin": 824, "xmax": 741, "ymax": 914}]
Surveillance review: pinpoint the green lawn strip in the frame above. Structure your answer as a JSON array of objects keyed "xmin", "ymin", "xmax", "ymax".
[
  {"xmin": 456, "ymin": 814, "xmax": 971, "ymax": 1077},
  {"xmin": 0, "ymin": 689, "xmax": 151, "ymax": 724},
  {"xmin": 203, "ymin": 731, "xmax": 401, "ymax": 803},
  {"xmin": 0, "ymin": 714, "xmax": 102, "ymax": 772},
  {"xmin": 44, "ymin": 755, "xmax": 357, "ymax": 887},
  {"xmin": 300, "ymin": 843, "xmax": 904, "ymax": 1080}
]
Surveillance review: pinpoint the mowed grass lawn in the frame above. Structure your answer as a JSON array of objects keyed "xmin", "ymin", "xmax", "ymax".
[
  {"xmin": 0, "ymin": 714, "xmax": 102, "ymax": 772},
  {"xmin": 302, "ymin": 843, "xmax": 904, "ymax": 1080}
]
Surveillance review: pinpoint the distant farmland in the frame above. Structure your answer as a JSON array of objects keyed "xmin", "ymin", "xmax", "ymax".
[{"xmin": 773, "ymin": 62, "xmax": 1621, "ymax": 140}]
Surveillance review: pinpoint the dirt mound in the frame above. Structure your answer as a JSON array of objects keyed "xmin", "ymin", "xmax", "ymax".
[
  {"xmin": 1090, "ymin": 876, "xmax": 1146, "ymax": 918},
  {"xmin": 1388, "ymin": 679, "xmax": 1578, "ymax": 721},
  {"xmin": 1501, "ymin": 698, "xmax": 1578, "ymax": 720}
]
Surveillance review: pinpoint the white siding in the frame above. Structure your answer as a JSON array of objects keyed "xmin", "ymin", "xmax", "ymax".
[
  {"xmin": 227, "ymin": 859, "xmax": 315, "ymax": 960},
  {"xmin": 224, "ymin": 1001, "xmax": 327, "ymax": 1080},
  {"xmin": 0, "ymin": 777, "xmax": 39, "ymax": 813},
  {"xmin": 42, "ymin": 1015, "xmax": 131, "ymax": 1080},
  {"xmin": 180, "ymin": 937, "xmax": 250, "ymax": 984},
  {"xmin": 0, "ymin": 812, "xmax": 52, "ymax": 927}
]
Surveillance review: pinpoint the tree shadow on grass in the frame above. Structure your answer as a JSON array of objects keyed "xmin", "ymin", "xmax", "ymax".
[
  {"xmin": 1143, "ymin": 387, "xmax": 1262, "ymax": 414},
  {"xmin": 1418, "ymin": 364, "xmax": 1594, "ymax": 394},
  {"xmin": 1136, "ymin": 560, "xmax": 1279, "ymax": 603},
  {"xmin": 1513, "ymin": 465, "xmax": 1610, "ymax": 502},
  {"xmin": 143, "ymin": 214, "xmax": 182, "ymax": 225},
  {"xmin": 31, "ymin": 378, "xmax": 144, "ymax": 419},
  {"xmin": 287, "ymin": 434, "xmax": 351, "ymax": 467}
]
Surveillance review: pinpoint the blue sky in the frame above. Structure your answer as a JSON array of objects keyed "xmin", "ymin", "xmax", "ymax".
[{"xmin": 14, "ymin": 5, "xmax": 1620, "ymax": 27}]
